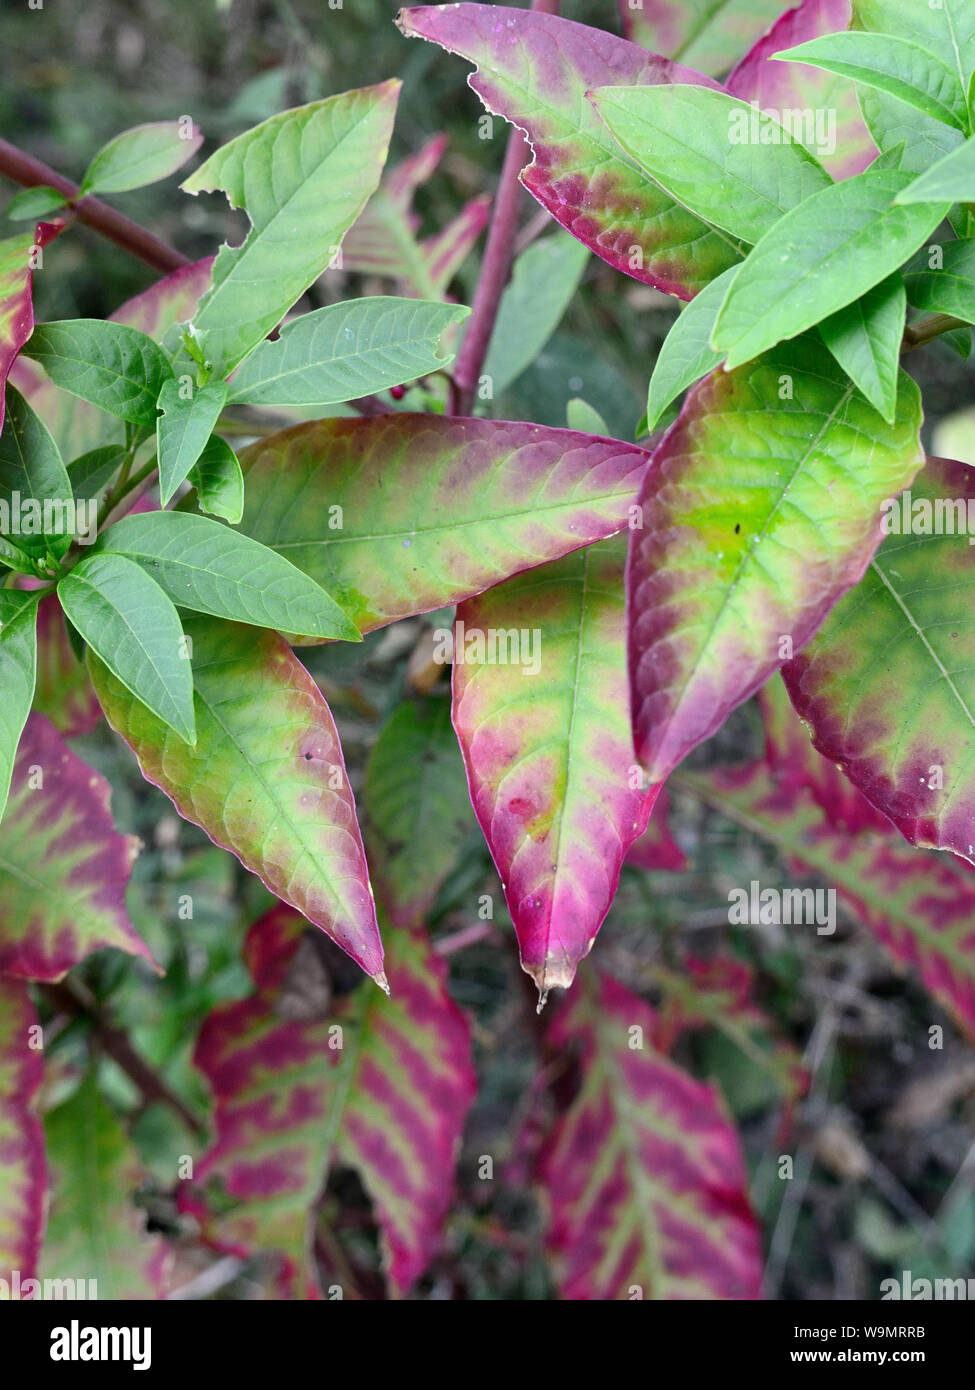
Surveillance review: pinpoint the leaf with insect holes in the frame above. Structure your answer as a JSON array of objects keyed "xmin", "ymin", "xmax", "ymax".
[
  {"xmin": 188, "ymin": 435, "xmax": 244, "ymax": 524},
  {"xmin": 80, "ymin": 120, "xmax": 203, "ymax": 195},
  {"xmin": 22, "ymin": 319, "xmax": 173, "ymax": 426},
  {"xmin": 895, "ymin": 136, "xmax": 975, "ymax": 202},
  {"xmin": 725, "ymin": 0, "xmax": 876, "ymax": 180},
  {"xmin": 396, "ymin": 4, "xmax": 742, "ymax": 298},
  {"xmin": 534, "ymin": 971, "xmax": 762, "ymax": 1299},
  {"xmin": 0, "ymin": 387, "xmax": 74, "ymax": 563},
  {"xmin": 179, "ymin": 903, "xmax": 475, "ymax": 1297},
  {"xmin": 0, "ymin": 979, "xmax": 45, "ymax": 1284},
  {"xmin": 58, "ymin": 553, "xmax": 196, "ymax": 745},
  {"xmin": 453, "ymin": 537, "xmax": 657, "ymax": 995},
  {"xmin": 156, "ymin": 378, "xmax": 228, "ymax": 505},
  {"xmin": 781, "ymin": 455, "xmax": 975, "ymax": 868},
  {"xmin": 0, "ymin": 591, "xmax": 38, "ymax": 823},
  {"xmin": 645, "ymin": 266, "xmax": 736, "ymax": 431},
  {"xmin": 627, "ymin": 338, "xmax": 924, "ymax": 783},
  {"xmin": 679, "ymin": 754, "xmax": 975, "ymax": 1041},
  {"xmin": 97, "ymin": 511, "xmax": 361, "ymax": 642},
  {"xmin": 620, "ymin": 0, "xmax": 785, "ymax": 79},
  {"xmin": 341, "ymin": 133, "xmax": 490, "ymax": 297},
  {"xmin": 180, "ymin": 83, "xmax": 399, "ymax": 377},
  {"xmin": 10, "ymin": 258, "xmax": 213, "ymax": 458},
  {"xmin": 483, "ymin": 232, "xmax": 589, "ymax": 397},
  {"xmin": 711, "ymin": 171, "xmax": 949, "ymax": 368},
  {"xmin": 0, "ymin": 224, "xmax": 62, "ymax": 436},
  {"xmin": 590, "ymin": 85, "xmax": 832, "ymax": 245},
  {"xmin": 42, "ymin": 1072, "xmax": 170, "ymax": 1298},
  {"xmin": 817, "ymin": 273, "xmax": 906, "ymax": 423},
  {"xmin": 0, "ymin": 713, "xmax": 150, "ymax": 980},
  {"xmin": 903, "ymin": 239, "xmax": 975, "ymax": 323},
  {"xmin": 88, "ymin": 615, "xmax": 385, "ymax": 982},
  {"xmin": 32, "ymin": 593, "xmax": 102, "ymax": 738},
  {"xmin": 364, "ymin": 696, "xmax": 474, "ymax": 928},
  {"xmin": 227, "ymin": 297, "xmax": 469, "ymax": 407},
  {"xmin": 226, "ymin": 414, "xmax": 650, "ymax": 637}
]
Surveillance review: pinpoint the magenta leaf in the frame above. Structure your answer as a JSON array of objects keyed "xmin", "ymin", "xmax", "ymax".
[
  {"xmin": 0, "ymin": 713, "xmax": 153, "ymax": 981},
  {"xmin": 0, "ymin": 979, "xmax": 45, "ymax": 1285},
  {"xmin": 0, "ymin": 221, "xmax": 62, "ymax": 435},
  {"xmin": 621, "ymin": 0, "xmax": 787, "ymax": 78},
  {"xmin": 180, "ymin": 903, "xmax": 476, "ymax": 1297},
  {"xmin": 535, "ymin": 971, "xmax": 762, "ymax": 1299},
  {"xmin": 453, "ymin": 537, "xmax": 656, "ymax": 995},
  {"xmin": 396, "ymin": 4, "xmax": 742, "ymax": 297},
  {"xmin": 624, "ymin": 785, "xmax": 687, "ymax": 871},
  {"xmin": 726, "ymin": 0, "xmax": 876, "ymax": 179}
]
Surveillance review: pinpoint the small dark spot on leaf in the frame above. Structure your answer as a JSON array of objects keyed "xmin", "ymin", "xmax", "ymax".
[{"xmin": 734, "ymin": 523, "xmax": 740, "ymax": 535}]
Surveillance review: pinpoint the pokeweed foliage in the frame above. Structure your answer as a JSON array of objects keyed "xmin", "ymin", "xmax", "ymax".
[{"xmin": 1, "ymin": 0, "xmax": 975, "ymax": 1303}]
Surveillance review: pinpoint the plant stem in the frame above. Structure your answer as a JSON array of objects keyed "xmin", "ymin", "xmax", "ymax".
[
  {"xmin": 0, "ymin": 137, "xmax": 189, "ymax": 275},
  {"xmin": 901, "ymin": 310, "xmax": 971, "ymax": 353},
  {"xmin": 450, "ymin": 0, "xmax": 560, "ymax": 415}
]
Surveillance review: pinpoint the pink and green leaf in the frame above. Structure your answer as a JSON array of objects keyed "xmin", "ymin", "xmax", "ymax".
[
  {"xmin": 0, "ymin": 222, "xmax": 62, "ymax": 435},
  {"xmin": 621, "ymin": 0, "xmax": 787, "ymax": 78},
  {"xmin": 726, "ymin": 0, "xmax": 876, "ymax": 180},
  {"xmin": 627, "ymin": 338, "xmax": 924, "ymax": 783},
  {"xmin": 180, "ymin": 903, "xmax": 475, "ymax": 1297},
  {"xmin": 781, "ymin": 455, "xmax": 975, "ymax": 864},
  {"xmin": 452, "ymin": 537, "xmax": 656, "ymax": 995},
  {"xmin": 0, "ymin": 713, "xmax": 152, "ymax": 981},
  {"xmin": 0, "ymin": 980, "xmax": 45, "ymax": 1284},
  {"xmin": 231, "ymin": 414, "xmax": 649, "ymax": 636},
  {"xmin": 88, "ymin": 615, "xmax": 386, "ymax": 983},
  {"xmin": 32, "ymin": 593, "xmax": 103, "ymax": 738},
  {"xmin": 396, "ymin": 4, "xmax": 742, "ymax": 297},
  {"xmin": 624, "ymin": 784, "xmax": 687, "ymax": 872},
  {"xmin": 535, "ymin": 971, "xmax": 762, "ymax": 1299}
]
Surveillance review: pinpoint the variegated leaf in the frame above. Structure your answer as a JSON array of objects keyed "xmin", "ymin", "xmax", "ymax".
[
  {"xmin": 621, "ymin": 0, "xmax": 785, "ymax": 78},
  {"xmin": 31, "ymin": 593, "xmax": 103, "ymax": 737},
  {"xmin": 0, "ymin": 979, "xmax": 45, "ymax": 1285},
  {"xmin": 0, "ymin": 222, "xmax": 62, "ymax": 435}
]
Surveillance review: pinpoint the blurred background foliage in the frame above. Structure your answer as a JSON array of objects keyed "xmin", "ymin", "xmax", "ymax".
[{"xmin": 4, "ymin": 0, "xmax": 975, "ymax": 1300}]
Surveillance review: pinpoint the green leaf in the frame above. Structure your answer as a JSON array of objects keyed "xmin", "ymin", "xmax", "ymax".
[
  {"xmin": 852, "ymin": 0, "xmax": 975, "ymax": 102},
  {"xmin": 858, "ymin": 86, "xmax": 965, "ymax": 173},
  {"xmin": 80, "ymin": 120, "xmax": 203, "ymax": 195},
  {"xmin": 6, "ymin": 186, "xmax": 68, "ymax": 221},
  {"xmin": 895, "ymin": 134, "xmax": 975, "ymax": 202},
  {"xmin": 58, "ymin": 552, "xmax": 196, "ymax": 744},
  {"xmin": 775, "ymin": 32, "xmax": 969, "ymax": 131},
  {"xmin": 97, "ymin": 510, "xmax": 361, "ymax": 641},
  {"xmin": 712, "ymin": 170, "xmax": 950, "ymax": 368},
  {"xmin": 565, "ymin": 397, "xmax": 609, "ymax": 435},
  {"xmin": 591, "ymin": 85, "xmax": 832, "ymax": 246},
  {"xmin": 226, "ymin": 296, "xmax": 467, "ymax": 407},
  {"xmin": 66, "ymin": 443, "xmax": 126, "ymax": 503},
  {"xmin": 646, "ymin": 265, "xmax": 737, "ymax": 431},
  {"xmin": 0, "ymin": 591, "xmax": 38, "ymax": 821},
  {"xmin": 904, "ymin": 238, "xmax": 975, "ymax": 322},
  {"xmin": 22, "ymin": 319, "xmax": 173, "ymax": 426},
  {"xmin": 0, "ymin": 384, "xmax": 74, "ymax": 560},
  {"xmin": 156, "ymin": 378, "xmax": 228, "ymax": 505},
  {"xmin": 188, "ymin": 433, "xmax": 243, "ymax": 523},
  {"xmin": 483, "ymin": 232, "xmax": 589, "ymax": 397},
  {"xmin": 180, "ymin": 82, "xmax": 399, "ymax": 378},
  {"xmin": 818, "ymin": 275, "xmax": 906, "ymax": 423}
]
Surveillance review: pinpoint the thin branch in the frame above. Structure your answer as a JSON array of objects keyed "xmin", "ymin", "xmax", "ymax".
[
  {"xmin": 901, "ymin": 310, "xmax": 971, "ymax": 353},
  {"xmin": 0, "ymin": 137, "xmax": 189, "ymax": 275}
]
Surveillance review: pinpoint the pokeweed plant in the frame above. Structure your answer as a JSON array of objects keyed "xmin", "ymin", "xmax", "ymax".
[{"xmin": 1, "ymin": 0, "xmax": 975, "ymax": 1302}]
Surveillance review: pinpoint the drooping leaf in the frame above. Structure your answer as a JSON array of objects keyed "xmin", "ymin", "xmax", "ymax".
[
  {"xmin": 817, "ymin": 273, "xmax": 906, "ymax": 422},
  {"xmin": 228, "ymin": 414, "xmax": 649, "ymax": 636},
  {"xmin": 534, "ymin": 971, "xmax": 762, "ymax": 1299},
  {"xmin": 590, "ymin": 85, "xmax": 832, "ymax": 245},
  {"xmin": 58, "ymin": 553, "xmax": 196, "ymax": 745},
  {"xmin": 453, "ymin": 537, "xmax": 655, "ymax": 995},
  {"xmin": 97, "ymin": 511, "xmax": 361, "ymax": 642},
  {"xmin": 903, "ymin": 238, "xmax": 975, "ymax": 322},
  {"xmin": 620, "ymin": 0, "xmax": 785, "ymax": 78},
  {"xmin": 0, "ymin": 225, "xmax": 62, "ymax": 435},
  {"xmin": 0, "ymin": 590, "xmax": 38, "ymax": 821},
  {"xmin": 187, "ymin": 434, "xmax": 244, "ymax": 524},
  {"xmin": 0, "ymin": 713, "xmax": 150, "ymax": 980},
  {"xmin": 894, "ymin": 135, "xmax": 975, "ymax": 202},
  {"xmin": 483, "ymin": 232, "xmax": 589, "ymax": 397},
  {"xmin": 624, "ymin": 785, "xmax": 687, "ymax": 872},
  {"xmin": 180, "ymin": 83, "xmax": 399, "ymax": 377},
  {"xmin": 679, "ymin": 755, "xmax": 975, "ymax": 1040},
  {"xmin": 88, "ymin": 615, "xmax": 385, "ymax": 982},
  {"xmin": 711, "ymin": 170, "xmax": 949, "ymax": 367},
  {"xmin": 726, "ymin": 0, "xmax": 876, "ymax": 180},
  {"xmin": 42, "ymin": 1072, "xmax": 170, "ymax": 1298},
  {"xmin": 396, "ymin": 4, "xmax": 742, "ymax": 298},
  {"xmin": 179, "ymin": 903, "xmax": 475, "ymax": 1297},
  {"xmin": 80, "ymin": 120, "xmax": 203, "ymax": 195},
  {"xmin": 227, "ymin": 297, "xmax": 468, "ymax": 407},
  {"xmin": 781, "ymin": 455, "xmax": 975, "ymax": 867},
  {"xmin": 628, "ymin": 338, "xmax": 924, "ymax": 782},
  {"xmin": 21, "ymin": 319, "xmax": 173, "ymax": 426},
  {"xmin": 0, "ymin": 384, "xmax": 74, "ymax": 561},
  {"xmin": 0, "ymin": 979, "xmax": 45, "ymax": 1285},
  {"xmin": 32, "ymin": 593, "xmax": 102, "ymax": 737},
  {"xmin": 156, "ymin": 378, "xmax": 229, "ymax": 505},
  {"xmin": 364, "ymin": 696, "xmax": 474, "ymax": 927}
]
